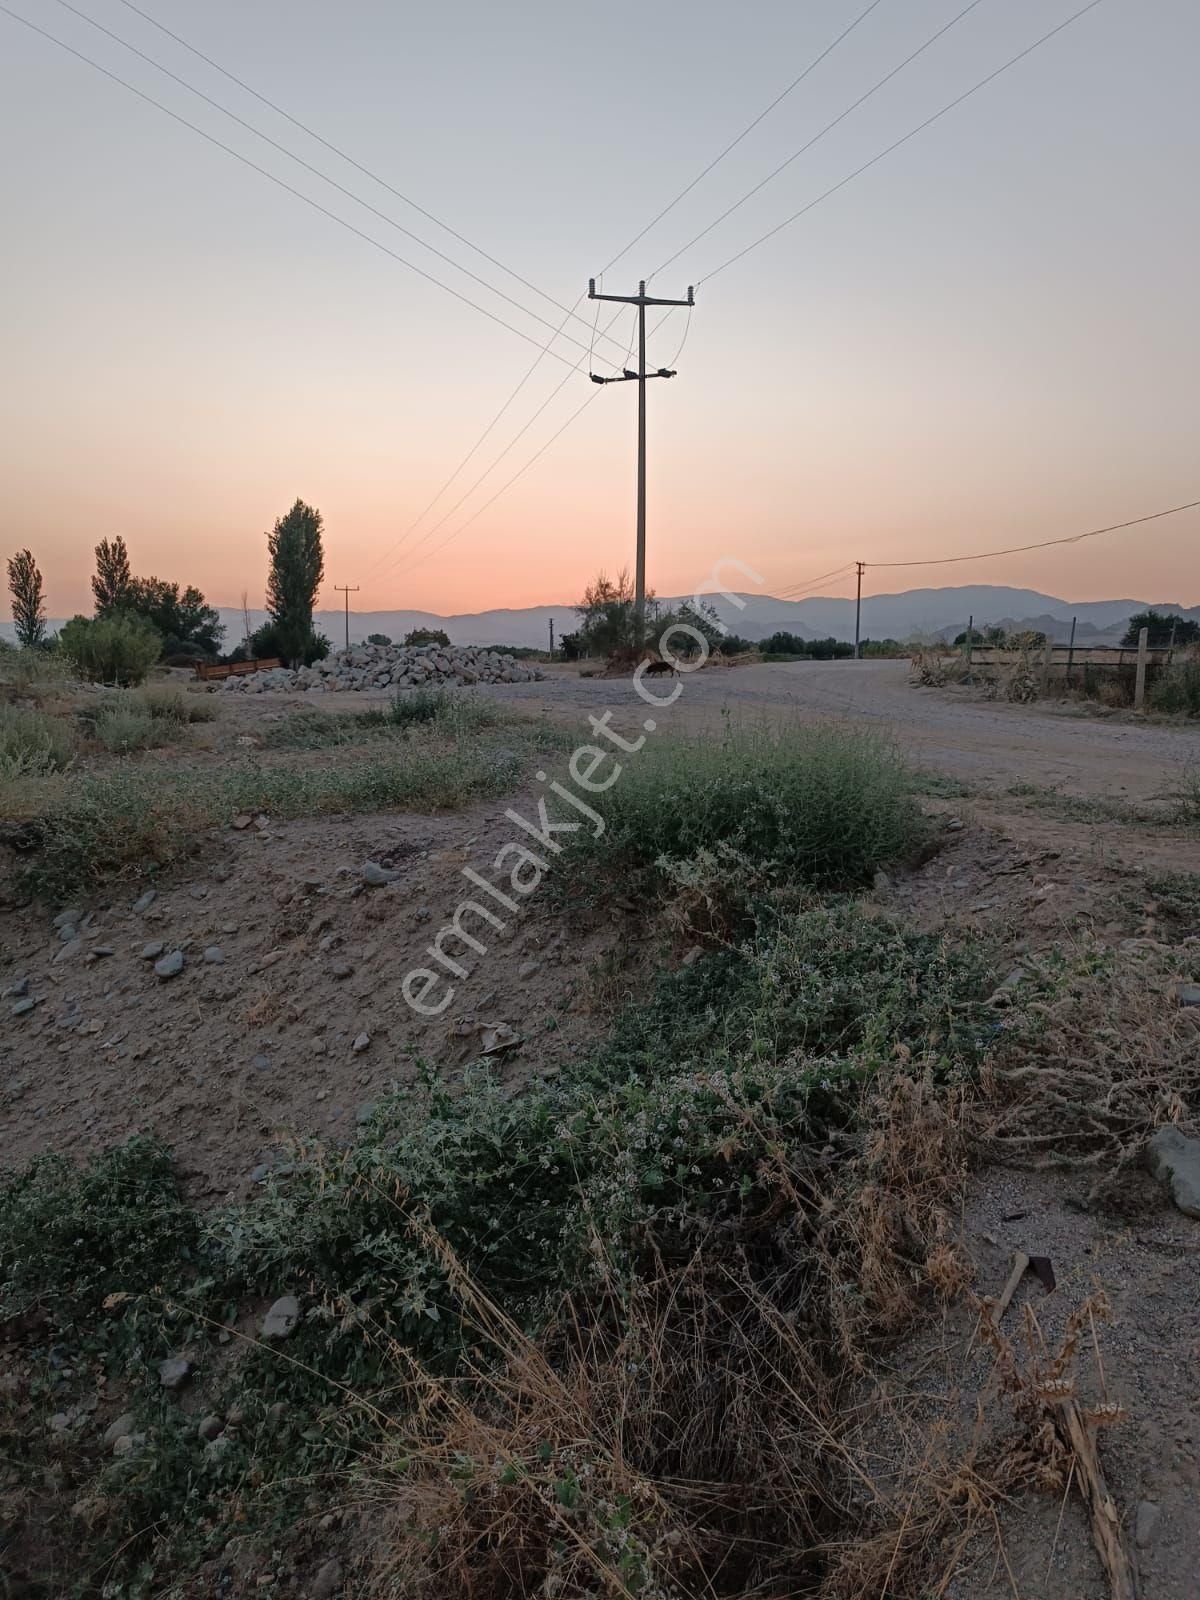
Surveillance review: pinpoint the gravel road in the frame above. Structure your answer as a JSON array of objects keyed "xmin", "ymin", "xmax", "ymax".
[{"xmin": 468, "ymin": 658, "xmax": 1200, "ymax": 802}]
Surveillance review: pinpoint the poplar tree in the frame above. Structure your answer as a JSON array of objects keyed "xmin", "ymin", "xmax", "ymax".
[
  {"xmin": 266, "ymin": 499, "xmax": 325, "ymax": 665},
  {"xmin": 7, "ymin": 548, "xmax": 46, "ymax": 649}
]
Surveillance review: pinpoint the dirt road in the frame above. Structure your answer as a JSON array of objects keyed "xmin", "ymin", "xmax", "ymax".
[{"xmin": 474, "ymin": 658, "xmax": 1199, "ymax": 802}]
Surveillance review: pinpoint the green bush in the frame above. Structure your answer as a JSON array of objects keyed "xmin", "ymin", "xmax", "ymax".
[
  {"xmin": 0, "ymin": 1137, "xmax": 198, "ymax": 1331},
  {"xmin": 565, "ymin": 725, "xmax": 928, "ymax": 893},
  {"xmin": 59, "ymin": 613, "xmax": 162, "ymax": 685},
  {"xmin": 0, "ymin": 703, "xmax": 77, "ymax": 777},
  {"xmin": 1148, "ymin": 659, "xmax": 1200, "ymax": 715},
  {"xmin": 248, "ymin": 618, "xmax": 329, "ymax": 666}
]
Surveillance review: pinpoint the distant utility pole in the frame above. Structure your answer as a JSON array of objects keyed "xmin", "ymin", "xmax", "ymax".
[
  {"xmin": 587, "ymin": 277, "xmax": 695, "ymax": 646},
  {"xmin": 548, "ymin": 617, "xmax": 555, "ymax": 658},
  {"xmin": 854, "ymin": 561, "xmax": 866, "ymax": 657},
  {"xmin": 334, "ymin": 584, "xmax": 359, "ymax": 650}
]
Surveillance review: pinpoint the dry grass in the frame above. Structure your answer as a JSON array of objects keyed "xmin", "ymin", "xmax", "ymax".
[
  {"xmin": 357, "ymin": 1065, "xmax": 974, "ymax": 1600},
  {"xmin": 981, "ymin": 937, "xmax": 1200, "ymax": 1201}
]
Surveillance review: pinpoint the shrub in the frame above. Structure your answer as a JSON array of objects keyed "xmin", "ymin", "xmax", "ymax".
[
  {"xmin": 1147, "ymin": 659, "xmax": 1200, "ymax": 715},
  {"xmin": 403, "ymin": 627, "xmax": 451, "ymax": 648},
  {"xmin": 0, "ymin": 703, "xmax": 76, "ymax": 778},
  {"xmin": 135, "ymin": 683, "xmax": 216, "ymax": 723},
  {"xmin": 0, "ymin": 1136, "xmax": 198, "ymax": 1330},
  {"xmin": 248, "ymin": 618, "xmax": 329, "ymax": 665},
  {"xmin": 59, "ymin": 613, "xmax": 161, "ymax": 685},
  {"xmin": 366, "ymin": 632, "xmax": 392, "ymax": 646},
  {"xmin": 563, "ymin": 725, "xmax": 928, "ymax": 895},
  {"xmin": 89, "ymin": 702, "xmax": 163, "ymax": 753}
]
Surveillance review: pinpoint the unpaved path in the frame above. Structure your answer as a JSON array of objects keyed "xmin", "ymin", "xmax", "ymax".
[{"xmin": 297, "ymin": 658, "xmax": 1200, "ymax": 803}]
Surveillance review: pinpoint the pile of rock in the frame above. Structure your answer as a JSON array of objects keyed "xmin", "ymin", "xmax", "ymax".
[{"xmin": 221, "ymin": 641, "xmax": 544, "ymax": 694}]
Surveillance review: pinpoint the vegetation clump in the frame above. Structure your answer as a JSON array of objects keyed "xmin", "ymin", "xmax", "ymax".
[
  {"xmin": 58, "ymin": 613, "xmax": 162, "ymax": 685},
  {"xmin": 563, "ymin": 724, "xmax": 928, "ymax": 899}
]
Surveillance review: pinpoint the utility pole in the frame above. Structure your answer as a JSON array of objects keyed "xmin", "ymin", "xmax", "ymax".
[
  {"xmin": 334, "ymin": 584, "xmax": 359, "ymax": 651},
  {"xmin": 588, "ymin": 277, "xmax": 695, "ymax": 647},
  {"xmin": 853, "ymin": 562, "xmax": 865, "ymax": 658},
  {"xmin": 548, "ymin": 617, "xmax": 555, "ymax": 659}
]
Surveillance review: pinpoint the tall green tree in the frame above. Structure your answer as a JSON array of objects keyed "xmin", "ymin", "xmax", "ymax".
[
  {"xmin": 122, "ymin": 577, "xmax": 222, "ymax": 656},
  {"xmin": 92, "ymin": 535, "xmax": 132, "ymax": 613},
  {"xmin": 1122, "ymin": 609, "xmax": 1199, "ymax": 649},
  {"xmin": 7, "ymin": 548, "xmax": 46, "ymax": 649},
  {"xmin": 266, "ymin": 499, "xmax": 325, "ymax": 665}
]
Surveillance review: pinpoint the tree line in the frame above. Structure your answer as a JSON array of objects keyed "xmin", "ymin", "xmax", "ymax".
[{"xmin": 4, "ymin": 499, "xmax": 332, "ymax": 678}]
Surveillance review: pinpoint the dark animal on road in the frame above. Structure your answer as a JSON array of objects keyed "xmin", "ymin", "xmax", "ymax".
[{"xmin": 643, "ymin": 659, "xmax": 678, "ymax": 677}]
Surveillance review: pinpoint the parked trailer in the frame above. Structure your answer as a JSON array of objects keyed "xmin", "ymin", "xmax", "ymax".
[{"xmin": 192, "ymin": 658, "xmax": 282, "ymax": 681}]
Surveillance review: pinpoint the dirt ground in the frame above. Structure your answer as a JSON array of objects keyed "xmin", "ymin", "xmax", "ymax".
[{"xmin": 3, "ymin": 658, "xmax": 1200, "ymax": 1596}]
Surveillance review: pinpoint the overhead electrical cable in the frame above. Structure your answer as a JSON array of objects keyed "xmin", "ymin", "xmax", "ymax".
[
  {"xmin": 0, "ymin": 4, "xmax": 598, "ymax": 369},
  {"xmin": 600, "ymin": 0, "xmax": 888, "ymax": 278},
  {"xmin": 46, "ymin": 0, "xmax": 629, "ymax": 362},
  {"xmin": 397, "ymin": 2, "xmax": 1107, "ymax": 583},
  {"xmin": 772, "ymin": 562, "xmax": 858, "ymax": 599},
  {"xmin": 365, "ymin": 4, "xmax": 894, "ymax": 574},
  {"xmin": 107, "ymin": 0, "xmax": 630, "ymax": 353},
  {"xmin": 648, "ymin": 0, "xmax": 988, "ymax": 281},
  {"xmin": 699, "ymin": 0, "xmax": 1104, "ymax": 284},
  {"xmin": 866, "ymin": 498, "xmax": 1200, "ymax": 569}
]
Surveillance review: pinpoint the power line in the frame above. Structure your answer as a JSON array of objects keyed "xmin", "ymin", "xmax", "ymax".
[
  {"xmin": 381, "ymin": 386, "xmax": 609, "ymax": 584},
  {"xmin": 371, "ymin": 0, "xmax": 1108, "ymax": 593},
  {"xmin": 0, "ymin": 4, "xmax": 591, "ymax": 370},
  {"xmin": 649, "ymin": 0, "xmax": 988, "ymax": 282},
  {"xmin": 772, "ymin": 562, "xmax": 858, "ymax": 599},
  {"xmin": 374, "ymin": 305, "xmax": 678, "ymax": 585},
  {"xmin": 600, "ymin": 0, "xmax": 888, "ymax": 278},
  {"xmin": 107, "ymin": 0, "xmax": 629, "ymax": 356},
  {"xmin": 700, "ymin": 0, "xmax": 1105, "ymax": 284},
  {"xmin": 45, "ymin": 0, "xmax": 628, "ymax": 363},
  {"xmin": 367, "ymin": 2, "xmax": 892, "ymax": 577},
  {"xmin": 867, "ymin": 498, "xmax": 1200, "ymax": 570},
  {"xmin": 381, "ymin": 2, "xmax": 1105, "ymax": 582}
]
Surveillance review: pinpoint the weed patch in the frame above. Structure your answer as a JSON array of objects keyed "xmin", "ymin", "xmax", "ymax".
[
  {"xmin": 0, "ymin": 703, "xmax": 76, "ymax": 778},
  {"xmin": 564, "ymin": 725, "xmax": 929, "ymax": 902},
  {"xmin": 17, "ymin": 738, "xmax": 531, "ymax": 899},
  {"xmin": 0, "ymin": 904, "xmax": 998, "ymax": 1595}
]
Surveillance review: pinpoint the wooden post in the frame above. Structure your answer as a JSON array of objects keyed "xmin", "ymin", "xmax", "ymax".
[
  {"xmin": 1134, "ymin": 625, "xmax": 1149, "ymax": 709},
  {"xmin": 1039, "ymin": 636, "xmax": 1054, "ymax": 698},
  {"xmin": 1066, "ymin": 615, "xmax": 1077, "ymax": 684}
]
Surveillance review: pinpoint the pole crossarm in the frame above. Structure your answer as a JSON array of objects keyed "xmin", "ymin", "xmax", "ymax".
[
  {"xmin": 590, "ymin": 368, "xmax": 675, "ymax": 384},
  {"xmin": 588, "ymin": 280, "xmax": 695, "ymax": 309}
]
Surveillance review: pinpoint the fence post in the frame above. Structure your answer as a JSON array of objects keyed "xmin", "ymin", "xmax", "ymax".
[
  {"xmin": 1039, "ymin": 636, "xmax": 1054, "ymax": 698},
  {"xmin": 1066, "ymin": 615, "xmax": 1076, "ymax": 685},
  {"xmin": 1134, "ymin": 626, "xmax": 1149, "ymax": 710}
]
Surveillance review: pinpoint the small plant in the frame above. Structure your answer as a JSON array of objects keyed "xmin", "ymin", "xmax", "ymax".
[
  {"xmin": 0, "ymin": 703, "xmax": 76, "ymax": 777},
  {"xmin": 134, "ymin": 683, "xmax": 216, "ymax": 723},
  {"xmin": 59, "ymin": 613, "xmax": 161, "ymax": 685}
]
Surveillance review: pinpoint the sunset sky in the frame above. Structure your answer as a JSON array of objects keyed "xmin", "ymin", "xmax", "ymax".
[{"xmin": 2, "ymin": 0, "xmax": 1197, "ymax": 620}]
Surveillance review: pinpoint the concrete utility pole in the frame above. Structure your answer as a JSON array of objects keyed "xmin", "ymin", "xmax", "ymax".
[
  {"xmin": 334, "ymin": 585, "xmax": 359, "ymax": 651},
  {"xmin": 587, "ymin": 277, "xmax": 695, "ymax": 647},
  {"xmin": 854, "ymin": 561, "xmax": 866, "ymax": 658},
  {"xmin": 548, "ymin": 617, "xmax": 555, "ymax": 658}
]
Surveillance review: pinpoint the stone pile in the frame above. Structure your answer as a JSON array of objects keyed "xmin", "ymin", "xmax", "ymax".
[{"xmin": 221, "ymin": 641, "xmax": 543, "ymax": 694}]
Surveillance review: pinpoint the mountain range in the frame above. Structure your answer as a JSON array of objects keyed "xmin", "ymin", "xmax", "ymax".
[{"xmin": 5, "ymin": 586, "xmax": 1197, "ymax": 651}]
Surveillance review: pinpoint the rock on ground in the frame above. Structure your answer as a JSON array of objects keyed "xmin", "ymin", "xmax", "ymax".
[{"xmin": 1146, "ymin": 1124, "xmax": 1200, "ymax": 1218}]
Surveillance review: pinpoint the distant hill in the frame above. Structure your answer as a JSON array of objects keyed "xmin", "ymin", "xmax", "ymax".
[{"xmin": 6, "ymin": 587, "xmax": 1198, "ymax": 651}]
